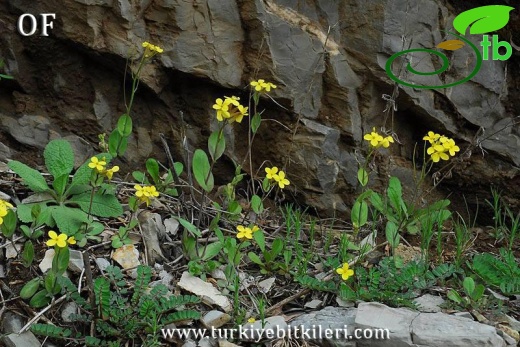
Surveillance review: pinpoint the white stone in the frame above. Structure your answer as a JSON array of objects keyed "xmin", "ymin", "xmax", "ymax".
[
  {"xmin": 177, "ymin": 272, "xmax": 232, "ymax": 312},
  {"xmin": 39, "ymin": 249, "xmax": 55, "ymax": 273},
  {"xmin": 111, "ymin": 244, "xmax": 140, "ymax": 269}
]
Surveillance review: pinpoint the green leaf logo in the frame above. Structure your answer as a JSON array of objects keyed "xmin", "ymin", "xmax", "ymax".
[{"xmin": 453, "ymin": 5, "xmax": 514, "ymax": 35}]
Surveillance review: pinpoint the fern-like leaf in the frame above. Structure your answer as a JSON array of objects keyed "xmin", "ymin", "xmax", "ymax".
[
  {"xmin": 132, "ymin": 265, "xmax": 152, "ymax": 304},
  {"xmin": 94, "ymin": 277, "xmax": 110, "ymax": 319},
  {"xmin": 161, "ymin": 310, "xmax": 201, "ymax": 324},
  {"xmin": 31, "ymin": 323, "xmax": 72, "ymax": 338}
]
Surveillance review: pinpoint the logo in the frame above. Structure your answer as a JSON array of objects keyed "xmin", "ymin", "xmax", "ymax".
[{"xmin": 385, "ymin": 5, "xmax": 514, "ymax": 89}]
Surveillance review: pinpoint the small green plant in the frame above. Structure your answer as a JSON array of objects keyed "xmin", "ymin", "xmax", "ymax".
[
  {"xmin": 469, "ymin": 249, "xmax": 520, "ymax": 295},
  {"xmin": 20, "ymin": 231, "xmax": 73, "ymax": 307},
  {"xmin": 8, "ymin": 139, "xmax": 123, "ymax": 236},
  {"xmin": 132, "ymin": 157, "xmax": 183, "ymax": 196},
  {"xmin": 339, "ymin": 258, "xmax": 456, "ymax": 307},
  {"xmin": 248, "ymin": 228, "xmax": 284, "ymax": 274},
  {"xmin": 447, "ymin": 277, "xmax": 487, "ymax": 310},
  {"xmin": 31, "ymin": 265, "xmax": 201, "ymax": 346}
]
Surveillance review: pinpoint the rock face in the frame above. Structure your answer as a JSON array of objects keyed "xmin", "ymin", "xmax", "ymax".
[
  {"xmin": 289, "ymin": 303, "xmax": 508, "ymax": 347},
  {"xmin": 1, "ymin": 0, "xmax": 519, "ymax": 216}
]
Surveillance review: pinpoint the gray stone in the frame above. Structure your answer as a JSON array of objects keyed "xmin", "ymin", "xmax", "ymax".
[
  {"xmin": 95, "ymin": 258, "xmax": 111, "ymax": 271},
  {"xmin": 2, "ymin": 115, "xmax": 50, "ymax": 149},
  {"xmin": 242, "ymin": 316, "xmax": 288, "ymax": 342},
  {"xmin": 1, "ymin": 332, "xmax": 42, "ymax": 347},
  {"xmin": 356, "ymin": 302, "xmax": 417, "ymax": 346},
  {"xmin": 201, "ymin": 310, "xmax": 231, "ymax": 329},
  {"xmin": 291, "ymin": 306, "xmax": 357, "ymax": 347},
  {"xmin": 454, "ymin": 312, "xmax": 474, "ymax": 320},
  {"xmin": 412, "ymin": 312, "xmax": 506, "ymax": 347},
  {"xmin": 198, "ymin": 337, "xmax": 217, "ymax": 347},
  {"xmin": 68, "ymin": 250, "xmax": 84, "ymax": 273},
  {"xmin": 138, "ymin": 211, "xmax": 165, "ymax": 264},
  {"xmin": 2, "ymin": 312, "xmax": 24, "ymax": 334},
  {"xmin": 61, "ymin": 302, "xmax": 79, "ymax": 323},
  {"xmin": 413, "ymin": 294, "xmax": 445, "ymax": 313},
  {"xmin": 181, "ymin": 340, "xmax": 197, "ymax": 347}
]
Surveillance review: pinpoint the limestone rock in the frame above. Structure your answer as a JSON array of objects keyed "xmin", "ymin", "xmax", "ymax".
[{"xmin": 2, "ymin": 0, "xmax": 520, "ymax": 217}]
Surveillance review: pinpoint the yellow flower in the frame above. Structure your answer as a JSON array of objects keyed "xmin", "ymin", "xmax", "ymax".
[
  {"xmin": 0, "ymin": 200, "xmax": 13, "ymax": 225},
  {"xmin": 443, "ymin": 138, "xmax": 460, "ymax": 156},
  {"xmin": 247, "ymin": 317, "xmax": 256, "ymax": 323},
  {"xmin": 250, "ymin": 79, "xmax": 266, "ymax": 92},
  {"xmin": 380, "ymin": 135, "xmax": 394, "ymax": 148},
  {"xmin": 363, "ymin": 128, "xmax": 384, "ymax": 147},
  {"xmin": 336, "ymin": 263, "xmax": 354, "ymax": 281},
  {"xmin": 104, "ymin": 166, "xmax": 120, "ymax": 180},
  {"xmin": 236, "ymin": 225, "xmax": 253, "ymax": 240},
  {"xmin": 250, "ymin": 79, "xmax": 277, "ymax": 93},
  {"xmin": 46, "ymin": 230, "xmax": 68, "ymax": 248},
  {"xmin": 228, "ymin": 104, "xmax": 249, "ymax": 123},
  {"xmin": 142, "ymin": 41, "xmax": 163, "ymax": 57},
  {"xmin": 213, "ymin": 98, "xmax": 230, "ymax": 121},
  {"xmin": 274, "ymin": 171, "xmax": 290, "ymax": 189},
  {"xmin": 424, "ymin": 132, "xmax": 459, "ymax": 163},
  {"xmin": 263, "ymin": 82, "xmax": 277, "ymax": 92},
  {"xmin": 423, "ymin": 131, "xmax": 440, "ymax": 144},
  {"xmin": 67, "ymin": 236, "xmax": 77, "ymax": 245},
  {"xmin": 88, "ymin": 156, "xmax": 107, "ymax": 173},
  {"xmin": 427, "ymin": 146, "xmax": 449, "ymax": 162},
  {"xmin": 265, "ymin": 167, "xmax": 279, "ymax": 180},
  {"xmin": 134, "ymin": 184, "xmax": 160, "ymax": 206}
]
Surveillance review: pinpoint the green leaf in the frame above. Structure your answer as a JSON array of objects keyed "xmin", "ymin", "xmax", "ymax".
[
  {"xmin": 370, "ymin": 192, "xmax": 385, "ymax": 213},
  {"xmin": 30, "ymin": 290, "xmax": 51, "ymax": 308},
  {"xmin": 109, "ymin": 130, "xmax": 128, "ymax": 157},
  {"xmin": 94, "ymin": 277, "xmax": 110, "ymax": 319},
  {"xmin": 357, "ymin": 168, "xmax": 369, "ymax": 186},
  {"xmin": 453, "ymin": 5, "xmax": 514, "ymax": 35},
  {"xmin": 248, "ymin": 252, "xmax": 264, "ymax": 266},
  {"xmin": 253, "ymin": 229, "xmax": 266, "ymax": 253},
  {"xmin": 192, "ymin": 149, "xmax": 214, "ymax": 192},
  {"xmin": 20, "ymin": 278, "xmax": 41, "ymax": 299},
  {"xmin": 177, "ymin": 217, "xmax": 202, "ymax": 237},
  {"xmin": 201, "ymin": 242, "xmax": 223, "ymax": 261},
  {"xmin": 251, "ymin": 113, "xmax": 262, "ymax": 133},
  {"xmin": 270, "ymin": 238, "xmax": 284, "ymax": 258},
  {"xmin": 44, "ymin": 139, "xmax": 75, "ymax": 179},
  {"xmin": 351, "ymin": 200, "xmax": 368, "ymax": 228},
  {"xmin": 8, "ymin": 161, "xmax": 50, "ymax": 193},
  {"xmin": 70, "ymin": 192, "xmax": 123, "ymax": 218},
  {"xmin": 146, "ymin": 158, "xmax": 160, "ymax": 184},
  {"xmin": 52, "ymin": 174, "xmax": 69, "ymax": 198},
  {"xmin": 385, "ymin": 221, "xmax": 399, "ymax": 249},
  {"xmin": 174, "ymin": 162, "xmax": 184, "ymax": 176},
  {"xmin": 1, "ymin": 209, "xmax": 17, "ymax": 238},
  {"xmin": 208, "ymin": 131, "xmax": 226, "ymax": 161},
  {"xmin": 262, "ymin": 177, "xmax": 270, "ymax": 192},
  {"xmin": 44, "ymin": 271, "xmax": 61, "ymax": 296},
  {"xmin": 251, "ymin": 195, "xmax": 263, "ymax": 214},
  {"xmin": 49, "ymin": 206, "xmax": 89, "ymax": 235},
  {"xmin": 447, "ymin": 289, "xmax": 463, "ymax": 304},
  {"xmin": 388, "ymin": 177, "xmax": 407, "ymax": 217},
  {"xmin": 471, "ymin": 284, "xmax": 485, "ymax": 301},
  {"xmin": 117, "ymin": 114, "xmax": 133, "ymax": 136},
  {"xmin": 132, "ymin": 170, "xmax": 147, "ymax": 183},
  {"xmin": 22, "ymin": 240, "xmax": 34, "ymax": 267},
  {"xmin": 463, "ymin": 277, "xmax": 475, "ymax": 296},
  {"xmin": 52, "ymin": 247, "xmax": 70, "ymax": 275}
]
